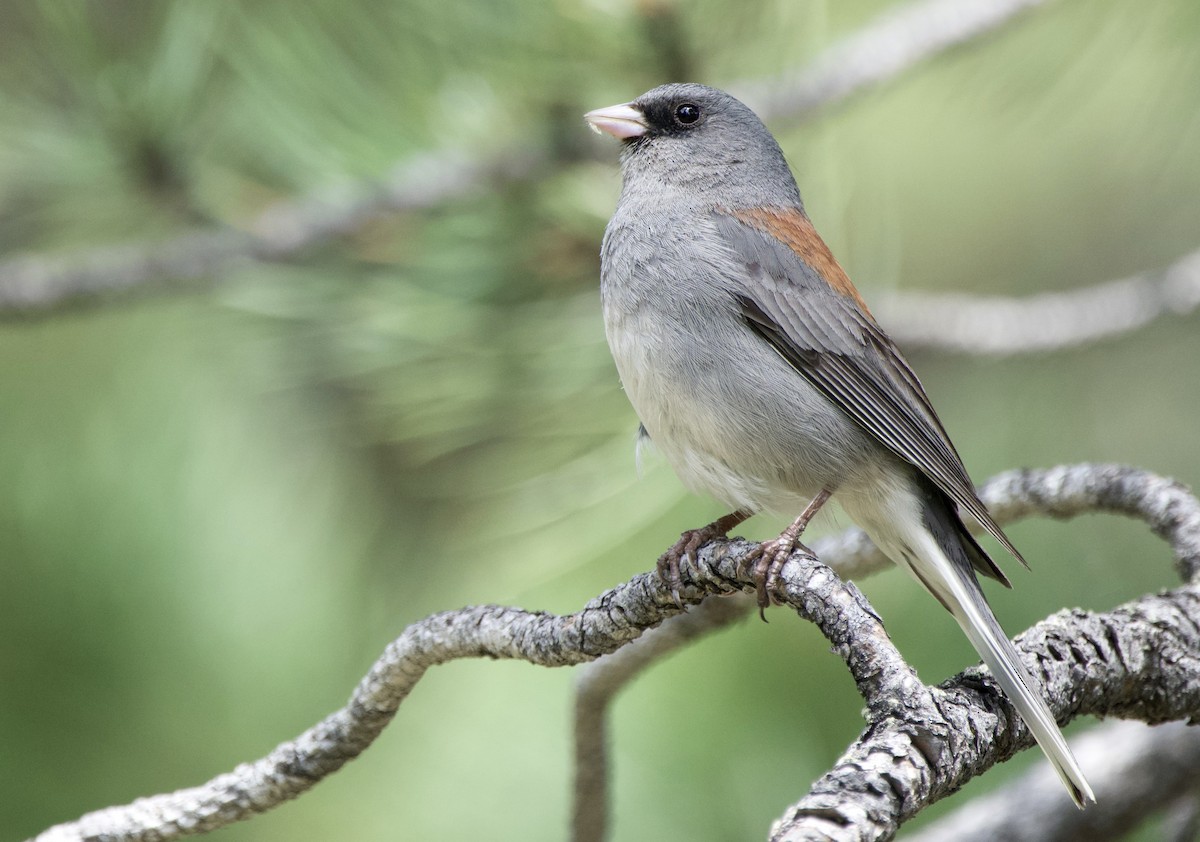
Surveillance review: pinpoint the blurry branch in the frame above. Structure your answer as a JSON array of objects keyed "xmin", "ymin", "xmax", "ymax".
[
  {"xmin": 0, "ymin": 0, "xmax": 1057, "ymax": 316},
  {"xmin": 31, "ymin": 463, "xmax": 1200, "ymax": 842},
  {"xmin": 1163, "ymin": 793, "xmax": 1200, "ymax": 842},
  {"xmin": 875, "ymin": 246, "xmax": 1200, "ymax": 355},
  {"xmin": 905, "ymin": 719, "xmax": 1200, "ymax": 842},
  {"xmin": 0, "ymin": 151, "xmax": 540, "ymax": 314},
  {"xmin": 572, "ymin": 596, "xmax": 751, "ymax": 842},
  {"xmin": 635, "ymin": 0, "xmax": 694, "ymax": 85},
  {"xmin": 819, "ymin": 461, "xmax": 1200, "ymax": 583},
  {"xmin": 735, "ymin": 0, "xmax": 1056, "ymax": 125}
]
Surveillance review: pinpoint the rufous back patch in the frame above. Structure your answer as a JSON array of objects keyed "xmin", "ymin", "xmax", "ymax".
[{"xmin": 730, "ymin": 206, "xmax": 874, "ymax": 318}]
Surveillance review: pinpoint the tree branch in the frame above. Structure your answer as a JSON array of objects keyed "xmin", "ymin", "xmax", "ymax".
[
  {"xmin": 575, "ymin": 462, "xmax": 1200, "ymax": 840},
  {"xmin": 0, "ymin": 0, "xmax": 1060, "ymax": 315},
  {"xmin": 572, "ymin": 596, "xmax": 751, "ymax": 842},
  {"xmin": 0, "ymin": 150, "xmax": 541, "ymax": 314},
  {"xmin": 767, "ymin": 464, "xmax": 1200, "ymax": 840},
  {"xmin": 810, "ymin": 462, "xmax": 1200, "ymax": 586},
  {"xmin": 31, "ymin": 464, "xmax": 1200, "ymax": 841},
  {"xmin": 10, "ymin": 1, "xmax": 1193, "ymax": 359},
  {"xmin": 905, "ymin": 719, "xmax": 1200, "ymax": 842},
  {"xmin": 978, "ymin": 463, "xmax": 1200, "ymax": 583},
  {"xmin": 1164, "ymin": 793, "xmax": 1200, "ymax": 842},
  {"xmin": 768, "ymin": 584, "xmax": 1200, "ymax": 841},
  {"xmin": 874, "ymin": 246, "xmax": 1200, "ymax": 356},
  {"xmin": 34, "ymin": 596, "xmax": 668, "ymax": 842},
  {"xmin": 735, "ymin": 0, "xmax": 1057, "ymax": 125}
]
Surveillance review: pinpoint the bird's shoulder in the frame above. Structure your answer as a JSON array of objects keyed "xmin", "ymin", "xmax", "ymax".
[{"xmin": 711, "ymin": 205, "xmax": 873, "ymax": 317}]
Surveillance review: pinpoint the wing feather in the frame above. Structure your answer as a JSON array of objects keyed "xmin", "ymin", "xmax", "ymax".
[{"xmin": 715, "ymin": 208, "xmax": 1025, "ymax": 578}]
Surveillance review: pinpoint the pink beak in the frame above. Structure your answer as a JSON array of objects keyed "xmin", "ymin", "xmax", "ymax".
[{"xmin": 584, "ymin": 102, "xmax": 648, "ymax": 140}]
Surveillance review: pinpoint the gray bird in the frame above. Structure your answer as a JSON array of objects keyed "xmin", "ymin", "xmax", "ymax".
[{"xmin": 585, "ymin": 82, "xmax": 1093, "ymax": 807}]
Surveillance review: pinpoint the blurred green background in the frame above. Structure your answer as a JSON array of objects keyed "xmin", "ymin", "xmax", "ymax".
[{"xmin": 2, "ymin": 1, "xmax": 1199, "ymax": 840}]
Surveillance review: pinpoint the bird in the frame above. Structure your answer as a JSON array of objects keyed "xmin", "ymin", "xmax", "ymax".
[{"xmin": 584, "ymin": 82, "xmax": 1093, "ymax": 807}]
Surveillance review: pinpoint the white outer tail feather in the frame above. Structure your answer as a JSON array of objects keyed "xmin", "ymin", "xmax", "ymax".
[{"xmin": 908, "ymin": 528, "xmax": 1095, "ymax": 807}]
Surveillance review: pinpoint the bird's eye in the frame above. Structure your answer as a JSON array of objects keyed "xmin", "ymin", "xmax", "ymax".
[{"xmin": 674, "ymin": 103, "xmax": 701, "ymax": 125}]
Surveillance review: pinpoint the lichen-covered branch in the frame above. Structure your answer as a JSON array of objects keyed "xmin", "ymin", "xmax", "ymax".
[
  {"xmin": 31, "ymin": 464, "xmax": 1200, "ymax": 842},
  {"xmin": 979, "ymin": 463, "xmax": 1200, "ymax": 582},
  {"xmin": 34, "ymin": 596, "xmax": 670, "ymax": 842},
  {"xmin": 768, "ymin": 585, "xmax": 1200, "ymax": 841},
  {"xmin": 906, "ymin": 719, "xmax": 1200, "ymax": 842},
  {"xmin": 579, "ymin": 463, "xmax": 1200, "ymax": 841},
  {"xmin": 768, "ymin": 463, "xmax": 1200, "ymax": 840}
]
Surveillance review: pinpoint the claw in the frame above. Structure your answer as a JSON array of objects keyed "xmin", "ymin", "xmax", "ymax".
[
  {"xmin": 741, "ymin": 536, "xmax": 805, "ymax": 621},
  {"xmin": 655, "ymin": 539, "xmax": 688, "ymax": 610},
  {"xmin": 656, "ymin": 529, "xmax": 709, "ymax": 610},
  {"xmin": 655, "ymin": 510, "xmax": 752, "ymax": 609}
]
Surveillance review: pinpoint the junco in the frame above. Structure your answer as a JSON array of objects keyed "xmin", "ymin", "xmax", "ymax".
[{"xmin": 585, "ymin": 83, "xmax": 1093, "ymax": 807}]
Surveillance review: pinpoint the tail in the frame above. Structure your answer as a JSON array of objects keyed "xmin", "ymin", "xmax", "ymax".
[{"xmin": 906, "ymin": 493, "xmax": 1095, "ymax": 807}]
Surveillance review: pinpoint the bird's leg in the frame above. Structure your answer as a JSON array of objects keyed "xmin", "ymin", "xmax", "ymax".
[
  {"xmin": 742, "ymin": 488, "xmax": 833, "ymax": 617},
  {"xmin": 657, "ymin": 509, "xmax": 753, "ymax": 608}
]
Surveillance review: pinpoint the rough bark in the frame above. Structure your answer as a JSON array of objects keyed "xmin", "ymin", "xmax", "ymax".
[{"xmin": 29, "ymin": 466, "xmax": 1200, "ymax": 842}]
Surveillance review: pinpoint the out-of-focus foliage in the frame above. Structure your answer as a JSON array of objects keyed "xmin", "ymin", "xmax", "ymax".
[{"xmin": 1, "ymin": 1, "xmax": 1199, "ymax": 839}]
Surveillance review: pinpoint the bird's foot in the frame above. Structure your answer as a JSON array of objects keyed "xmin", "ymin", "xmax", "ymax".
[
  {"xmin": 739, "ymin": 534, "xmax": 814, "ymax": 620},
  {"xmin": 739, "ymin": 489, "xmax": 832, "ymax": 620},
  {"xmin": 657, "ymin": 510, "xmax": 751, "ymax": 609}
]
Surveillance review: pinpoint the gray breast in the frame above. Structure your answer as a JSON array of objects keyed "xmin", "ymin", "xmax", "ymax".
[{"xmin": 600, "ymin": 209, "xmax": 879, "ymax": 513}]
